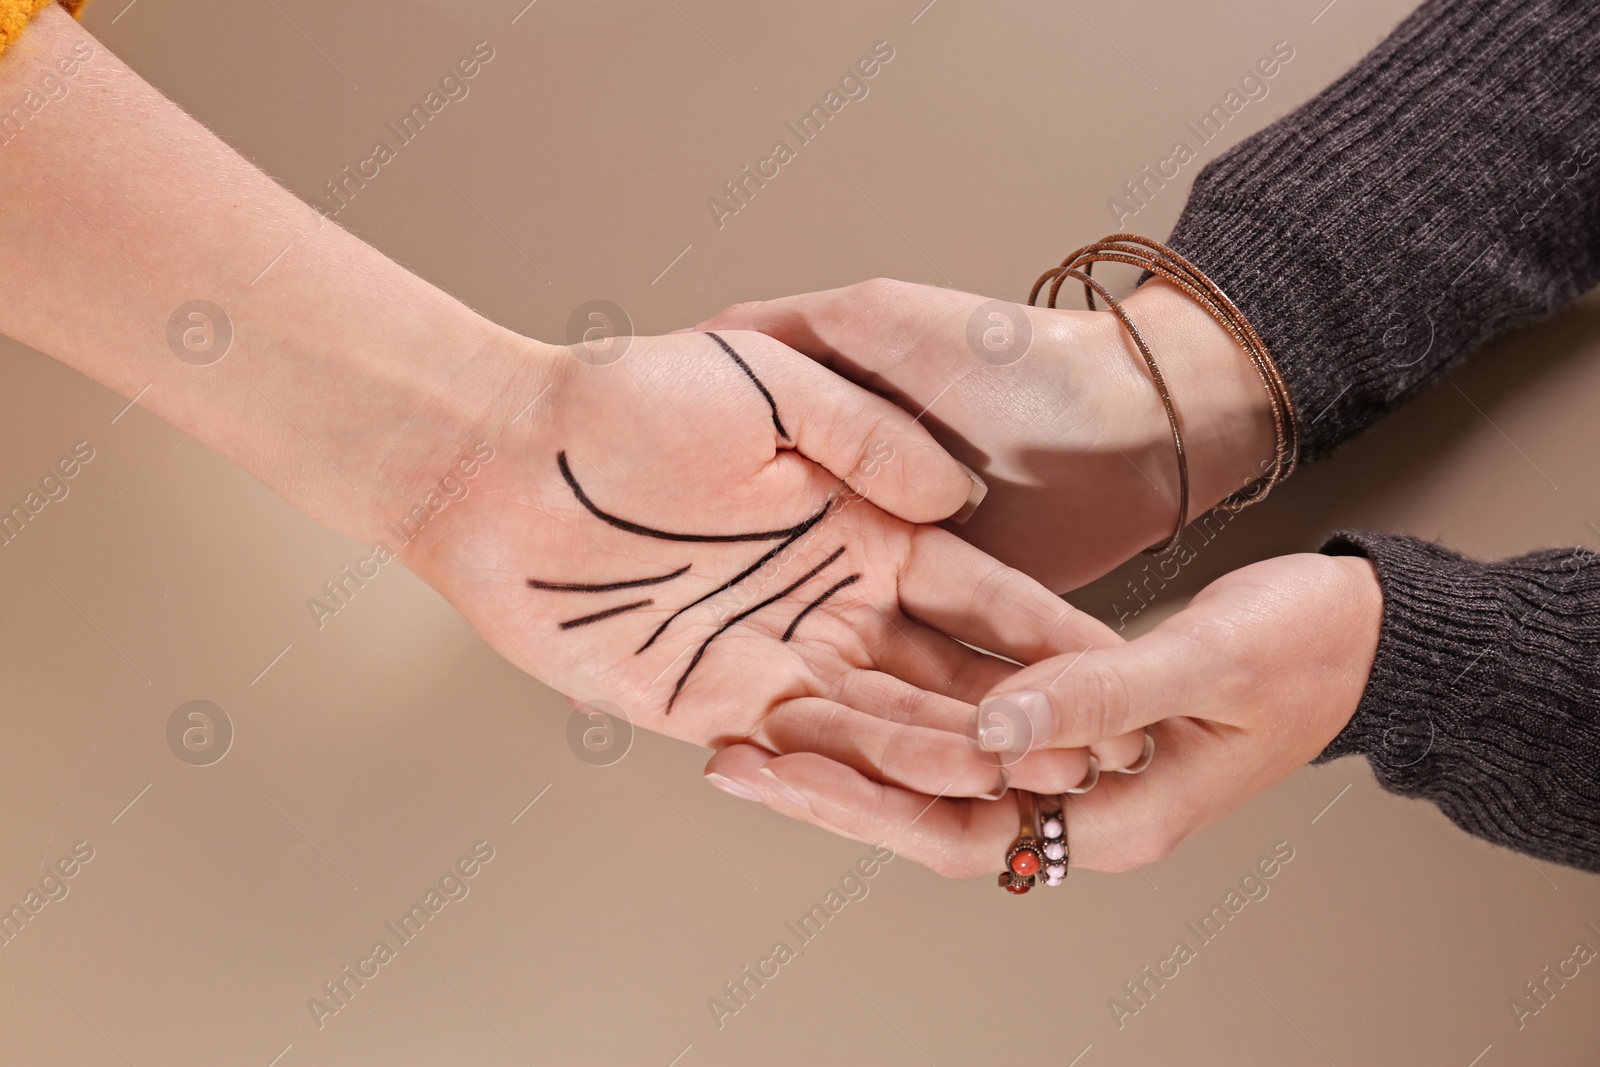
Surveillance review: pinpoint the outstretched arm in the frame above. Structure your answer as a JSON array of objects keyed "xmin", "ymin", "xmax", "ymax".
[
  {"xmin": 0, "ymin": 6, "xmax": 993, "ymax": 544},
  {"xmin": 4, "ymin": 6, "xmax": 1115, "ymax": 797}
]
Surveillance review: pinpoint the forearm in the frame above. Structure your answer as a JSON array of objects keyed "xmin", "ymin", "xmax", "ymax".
[
  {"xmin": 1318, "ymin": 533, "xmax": 1600, "ymax": 871},
  {"xmin": 1164, "ymin": 0, "xmax": 1600, "ymax": 460},
  {"xmin": 0, "ymin": 7, "xmax": 545, "ymax": 545}
]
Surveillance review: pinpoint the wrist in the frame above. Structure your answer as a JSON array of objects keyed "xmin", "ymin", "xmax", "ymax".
[
  {"xmin": 0, "ymin": 15, "xmax": 563, "ymax": 556},
  {"xmin": 250, "ymin": 266, "xmax": 563, "ymax": 549},
  {"xmin": 1120, "ymin": 278, "xmax": 1278, "ymax": 521},
  {"xmin": 296, "ymin": 312, "xmax": 558, "ymax": 551},
  {"xmin": 152, "ymin": 218, "xmax": 562, "ymax": 549}
]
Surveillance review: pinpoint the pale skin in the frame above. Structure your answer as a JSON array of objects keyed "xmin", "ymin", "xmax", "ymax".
[
  {"xmin": 698, "ymin": 281, "xmax": 1385, "ymax": 874},
  {"xmin": 702, "ymin": 275, "xmax": 1283, "ymax": 593},
  {"xmin": 4, "ymin": 7, "xmax": 1383, "ymax": 879},
  {"xmin": 0, "ymin": 8, "xmax": 1157, "ymax": 805}
]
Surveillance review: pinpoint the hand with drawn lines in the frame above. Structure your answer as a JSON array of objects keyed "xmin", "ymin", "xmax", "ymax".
[
  {"xmin": 396, "ymin": 328, "xmax": 1120, "ymax": 800},
  {"xmin": 0, "ymin": 9, "xmax": 1114, "ymax": 813}
]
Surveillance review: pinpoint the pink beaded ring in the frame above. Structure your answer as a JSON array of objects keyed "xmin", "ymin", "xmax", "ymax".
[
  {"xmin": 998, "ymin": 792, "xmax": 1069, "ymax": 895},
  {"xmin": 1038, "ymin": 798, "xmax": 1069, "ymax": 887}
]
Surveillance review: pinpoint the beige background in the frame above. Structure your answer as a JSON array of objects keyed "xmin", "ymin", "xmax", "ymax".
[{"xmin": 2, "ymin": 0, "xmax": 1598, "ymax": 1064}]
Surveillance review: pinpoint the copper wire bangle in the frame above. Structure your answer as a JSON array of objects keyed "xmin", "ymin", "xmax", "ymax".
[{"xmin": 1028, "ymin": 234, "xmax": 1300, "ymax": 555}]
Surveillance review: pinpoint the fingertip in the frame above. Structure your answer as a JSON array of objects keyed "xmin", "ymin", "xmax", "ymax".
[
  {"xmin": 854, "ymin": 433, "xmax": 979, "ymax": 525},
  {"xmin": 697, "ymin": 300, "xmax": 763, "ymax": 334},
  {"xmin": 704, "ymin": 746, "xmax": 817, "ymax": 815},
  {"xmin": 974, "ymin": 689, "xmax": 1055, "ymax": 754},
  {"xmin": 949, "ymin": 459, "xmax": 988, "ymax": 523},
  {"xmin": 704, "ymin": 742, "xmax": 775, "ymax": 779},
  {"xmin": 757, "ymin": 765, "xmax": 813, "ymax": 811},
  {"xmin": 705, "ymin": 771, "xmax": 761, "ymax": 803},
  {"xmin": 899, "ymin": 528, "xmax": 1120, "ymax": 665}
]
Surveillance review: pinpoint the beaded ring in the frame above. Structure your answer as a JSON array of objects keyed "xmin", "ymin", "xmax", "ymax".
[
  {"xmin": 999, "ymin": 791, "xmax": 1044, "ymax": 895},
  {"xmin": 1038, "ymin": 798, "xmax": 1068, "ymax": 887}
]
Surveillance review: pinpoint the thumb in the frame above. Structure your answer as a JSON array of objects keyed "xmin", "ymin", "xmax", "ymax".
[
  {"xmin": 695, "ymin": 292, "xmax": 853, "ymax": 364},
  {"xmin": 971, "ymin": 626, "xmax": 1217, "ymax": 754},
  {"xmin": 711, "ymin": 329, "xmax": 987, "ymax": 524},
  {"xmin": 697, "ymin": 279, "xmax": 995, "ymax": 389},
  {"xmin": 695, "ymin": 281, "xmax": 937, "ymax": 371}
]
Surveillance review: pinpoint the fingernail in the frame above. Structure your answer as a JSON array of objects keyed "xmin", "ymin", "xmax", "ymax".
[
  {"xmin": 951, "ymin": 460, "xmax": 988, "ymax": 524},
  {"xmin": 974, "ymin": 690, "xmax": 1054, "ymax": 753},
  {"xmin": 976, "ymin": 767, "xmax": 1009, "ymax": 801},
  {"xmin": 1066, "ymin": 755, "xmax": 1099, "ymax": 794},
  {"xmin": 757, "ymin": 766, "xmax": 811, "ymax": 810},
  {"xmin": 668, "ymin": 326, "xmax": 699, "ymax": 334},
  {"xmin": 706, "ymin": 771, "xmax": 761, "ymax": 802},
  {"xmin": 1116, "ymin": 732, "xmax": 1155, "ymax": 775}
]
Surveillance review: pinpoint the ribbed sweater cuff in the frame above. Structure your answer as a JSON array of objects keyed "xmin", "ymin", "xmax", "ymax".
[
  {"xmin": 1316, "ymin": 531, "xmax": 1600, "ymax": 870},
  {"xmin": 1163, "ymin": 0, "xmax": 1600, "ymax": 462}
]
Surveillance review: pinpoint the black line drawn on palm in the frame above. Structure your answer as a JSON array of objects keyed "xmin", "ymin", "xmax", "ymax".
[{"xmin": 524, "ymin": 333, "xmax": 867, "ymax": 716}]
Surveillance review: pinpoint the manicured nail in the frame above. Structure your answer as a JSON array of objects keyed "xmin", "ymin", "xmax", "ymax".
[
  {"xmin": 668, "ymin": 326, "xmax": 699, "ymax": 334},
  {"xmin": 757, "ymin": 767, "xmax": 811, "ymax": 810},
  {"xmin": 976, "ymin": 767, "xmax": 1010, "ymax": 801},
  {"xmin": 1116, "ymin": 732, "xmax": 1156, "ymax": 775},
  {"xmin": 706, "ymin": 771, "xmax": 761, "ymax": 802},
  {"xmin": 974, "ymin": 690, "xmax": 1054, "ymax": 753},
  {"xmin": 1066, "ymin": 755, "xmax": 1099, "ymax": 794},
  {"xmin": 951, "ymin": 460, "xmax": 988, "ymax": 524}
]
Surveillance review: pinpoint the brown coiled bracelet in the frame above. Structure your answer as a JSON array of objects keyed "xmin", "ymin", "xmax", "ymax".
[{"xmin": 1028, "ymin": 233, "xmax": 1300, "ymax": 556}]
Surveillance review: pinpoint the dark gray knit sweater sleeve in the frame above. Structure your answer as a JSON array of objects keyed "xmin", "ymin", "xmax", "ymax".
[
  {"xmin": 1316, "ymin": 534, "xmax": 1600, "ymax": 871},
  {"xmin": 1164, "ymin": 0, "xmax": 1600, "ymax": 459},
  {"xmin": 1158, "ymin": 1, "xmax": 1600, "ymax": 868}
]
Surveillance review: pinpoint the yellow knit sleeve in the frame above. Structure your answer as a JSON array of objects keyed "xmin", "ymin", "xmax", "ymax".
[{"xmin": 0, "ymin": 1, "xmax": 89, "ymax": 60}]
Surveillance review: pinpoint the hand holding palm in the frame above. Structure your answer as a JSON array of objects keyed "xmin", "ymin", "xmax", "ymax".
[{"xmin": 396, "ymin": 329, "xmax": 1118, "ymax": 797}]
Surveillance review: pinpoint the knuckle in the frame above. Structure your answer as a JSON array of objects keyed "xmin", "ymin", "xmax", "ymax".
[
  {"xmin": 785, "ymin": 700, "xmax": 845, "ymax": 755},
  {"xmin": 1028, "ymin": 750, "xmax": 1091, "ymax": 794},
  {"xmin": 869, "ymin": 725, "xmax": 910, "ymax": 783},
  {"xmin": 876, "ymin": 726, "xmax": 968, "ymax": 796},
  {"xmin": 1070, "ymin": 661, "xmax": 1133, "ymax": 744},
  {"xmin": 855, "ymin": 277, "xmax": 905, "ymax": 305},
  {"xmin": 1043, "ymin": 599, "xmax": 1102, "ymax": 652},
  {"xmin": 857, "ymin": 408, "xmax": 896, "ymax": 460},
  {"xmin": 716, "ymin": 299, "xmax": 761, "ymax": 322},
  {"xmin": 835, "ymin": 410, "xmax": 895, "ymax": 488},
  {"xmin": 1022, "ymin": 589, "xmax": 1082, "ymax": 650},
  {"xmin": 970, "ymin": 558, "xmax": 1026, "ymax": 613}
]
